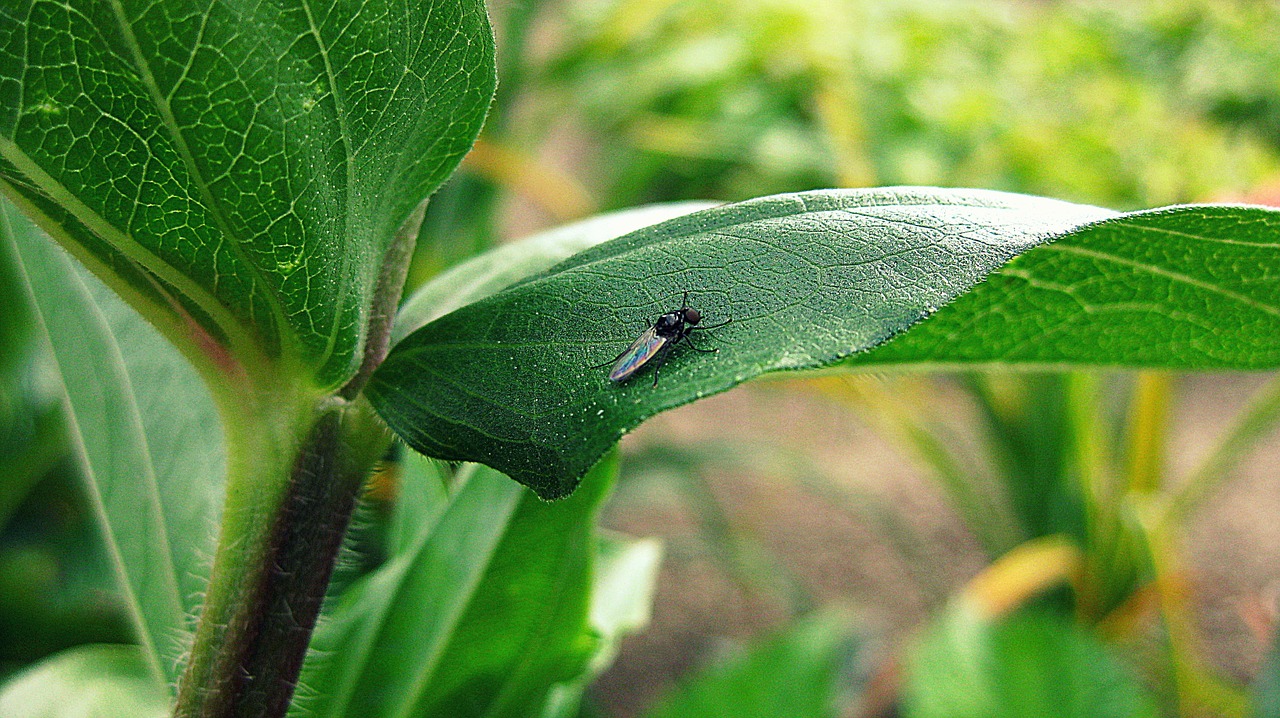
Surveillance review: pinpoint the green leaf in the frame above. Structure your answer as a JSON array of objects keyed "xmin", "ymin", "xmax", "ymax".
[
  {"xmin": 0, "ymin": 644, "xmax": 169, "ymax": 718},
  {"xmin": 385, "ymin": 449, "xmax": 452, "ymax": 558},
  {"xmin": 642, "ymin": 610, "xmax": 859, "ymax": 718},
  {"xmin": 0, "ymin": 0, "xmax": 496, "ymax": 386},
  {"xmin": 369, "ymin": 190, "xmax": 1280, "ymax": 499},
  {"xmin": 293, "ymin": 454, "xmax": 618, "ymax": 718},
  {"xmin": 368, "ymin": 188, "xmax": 1111, "ymax": 497},
  {"xmin": 4, "ymin": 199, "xmax": 225, "ymax": 690},
  {"xmin": 904, "ymin": 608, "xmax": 1159, "ymax": 718}
]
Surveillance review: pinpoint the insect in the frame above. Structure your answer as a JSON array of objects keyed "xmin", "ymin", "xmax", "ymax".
[{"xmin": 600, "ymin": 292, "xmax": 731, "ymax": 386}]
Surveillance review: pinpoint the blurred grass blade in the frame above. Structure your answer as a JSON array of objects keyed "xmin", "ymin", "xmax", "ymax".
[
  {"xmin": 642, "ymin": 610, "xmax": 860, "ymax": 718},
  {"xmin": 905, "ymin": 608, "xmax": 1160, "ymax": 718},
  {"xmin": 1125, "ymin": 372, "xmax": 1173, "ymax": 495},
  {"xmin": 0, "ymin": 644, "xmax": 169, "ymax": 718},
  {"xmin": 1161, "ymin": 374, "xmax": 1280, "ymax": 528},
  {"xmin": 294, "ymin": 454, "xmax": 620, "ymax": 718},
  {"xmin": 4, "ymin": 200, "xmax": 225, "ymax": 690},
  {"xmin": 372, "ymin": 187, "xmax": 1121, "ymax": 498},
  {"xmin": 814, "ymin": 375, "xmax": 1019, "ymax": 556}
]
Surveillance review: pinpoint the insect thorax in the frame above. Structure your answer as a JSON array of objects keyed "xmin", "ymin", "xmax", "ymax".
[{"xmin": 654, "ymin": 312, "xmax": 684, "ymax": 336}]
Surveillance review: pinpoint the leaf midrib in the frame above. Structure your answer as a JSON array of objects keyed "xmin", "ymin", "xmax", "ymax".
[{"xmin": 298, "ymin": 0, "xmax": 358, "ymax": 372}]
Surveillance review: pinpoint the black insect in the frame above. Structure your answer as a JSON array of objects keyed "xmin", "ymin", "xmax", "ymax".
[{"xmin": 601, "ymin": 292, "xmax": 731, "ymax": 386}]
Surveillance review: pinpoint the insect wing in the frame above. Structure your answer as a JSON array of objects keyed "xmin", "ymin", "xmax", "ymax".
[{"xmin": 609, "ymin": 327, "xmax": 667, "ymax": 382}]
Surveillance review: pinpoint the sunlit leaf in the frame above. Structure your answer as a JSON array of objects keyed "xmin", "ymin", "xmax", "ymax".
[
  {"xmin": 851, "ymin": 205, "xmax": 1280, "ymax": 370},
  {"xmin": 372, "ymin": 190, "xmax": 1280, "ymax": 498}
]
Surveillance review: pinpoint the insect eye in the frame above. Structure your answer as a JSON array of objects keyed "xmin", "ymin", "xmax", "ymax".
[{"xmin": 684, "ymin": 308, "xmax": 701, "ymax": 324}]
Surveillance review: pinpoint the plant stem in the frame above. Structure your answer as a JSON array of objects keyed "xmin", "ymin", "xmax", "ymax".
[{"xmin": 174, "ymin": 392, "xmax": 387, "ymax": 718}]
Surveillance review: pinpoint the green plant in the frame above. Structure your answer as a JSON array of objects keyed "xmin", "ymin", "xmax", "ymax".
[{"xmin": 1, "ymin": 1, "xmax": 1279, "ymax": 718}]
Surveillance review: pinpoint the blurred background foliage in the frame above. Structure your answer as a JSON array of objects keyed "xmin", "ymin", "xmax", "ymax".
[
  {"xmin": 415, "ymin": 0, "xmax": 1280, "ymax": 279},
  {"xmin": 4, "ymin": 0, "xmax": 1280, "ymax": 715}
]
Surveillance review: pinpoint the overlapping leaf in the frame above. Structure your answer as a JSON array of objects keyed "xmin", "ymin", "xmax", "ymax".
[
  {"xmin": 905, "ymin": 609, "xmax": 1159, "ymax": 718},
  {"xmin": 643, "ymin": 611, "xmax": 859, "ymax": 718},
  {"xmin": 849, "ymin": 205, "xmax": 1280, "ymax": 369},
  {"xmin": 0, "ymin": 645, "xmax": 169, "ymax": 718},
  {"xmin": 0, "ymin": 0, "xmax": 495, "ymax": 385}
]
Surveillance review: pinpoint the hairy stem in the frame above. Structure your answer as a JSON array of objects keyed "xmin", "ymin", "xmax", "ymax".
[{"xmin": 175, "ymin": 393, "xmax": 388, "ymax": 718}]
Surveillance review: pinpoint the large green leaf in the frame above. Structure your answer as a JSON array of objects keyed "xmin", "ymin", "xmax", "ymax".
[
  {"xmin": 369, "ymin": 187, "xmax": 1267, "ymax": 498},
  {"xmin": 642, "ymin": 610, "xmax": 859, "ymax": 718},
  {"xmin": 0, "ymin": 644, "xmax": 169, "ymax": 718},
  {"xmin": 293, "ymin": 455, "xmax": 619, "ymax": 718},
  {"xmin": 4, "ymin": 199, "xmax": 225, "ymax": 690},
  {"xmin": 904, "ymin": 608, "xmax": 1159, "ymax": 718},
  {"xmin": 0, "ymin": 0, "xmax": 495, "ymax": 386}
]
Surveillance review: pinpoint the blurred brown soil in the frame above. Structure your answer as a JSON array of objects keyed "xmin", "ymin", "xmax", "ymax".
[{"xmin": 589, "ymin": 373, "xmax": 1280, "ymax": 717}]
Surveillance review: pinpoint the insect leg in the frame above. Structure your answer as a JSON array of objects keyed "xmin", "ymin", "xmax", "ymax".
[
  {"xmin": 685, "ymin": 317, "xmax": 730, "ymax": 353},
  {"xmin": 649, "ymin": 338, "xmax": 680, "ymax": 387},
  {"xmin": 699, "ymin": 316, "xmax": 733, "ymax": 330}
]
